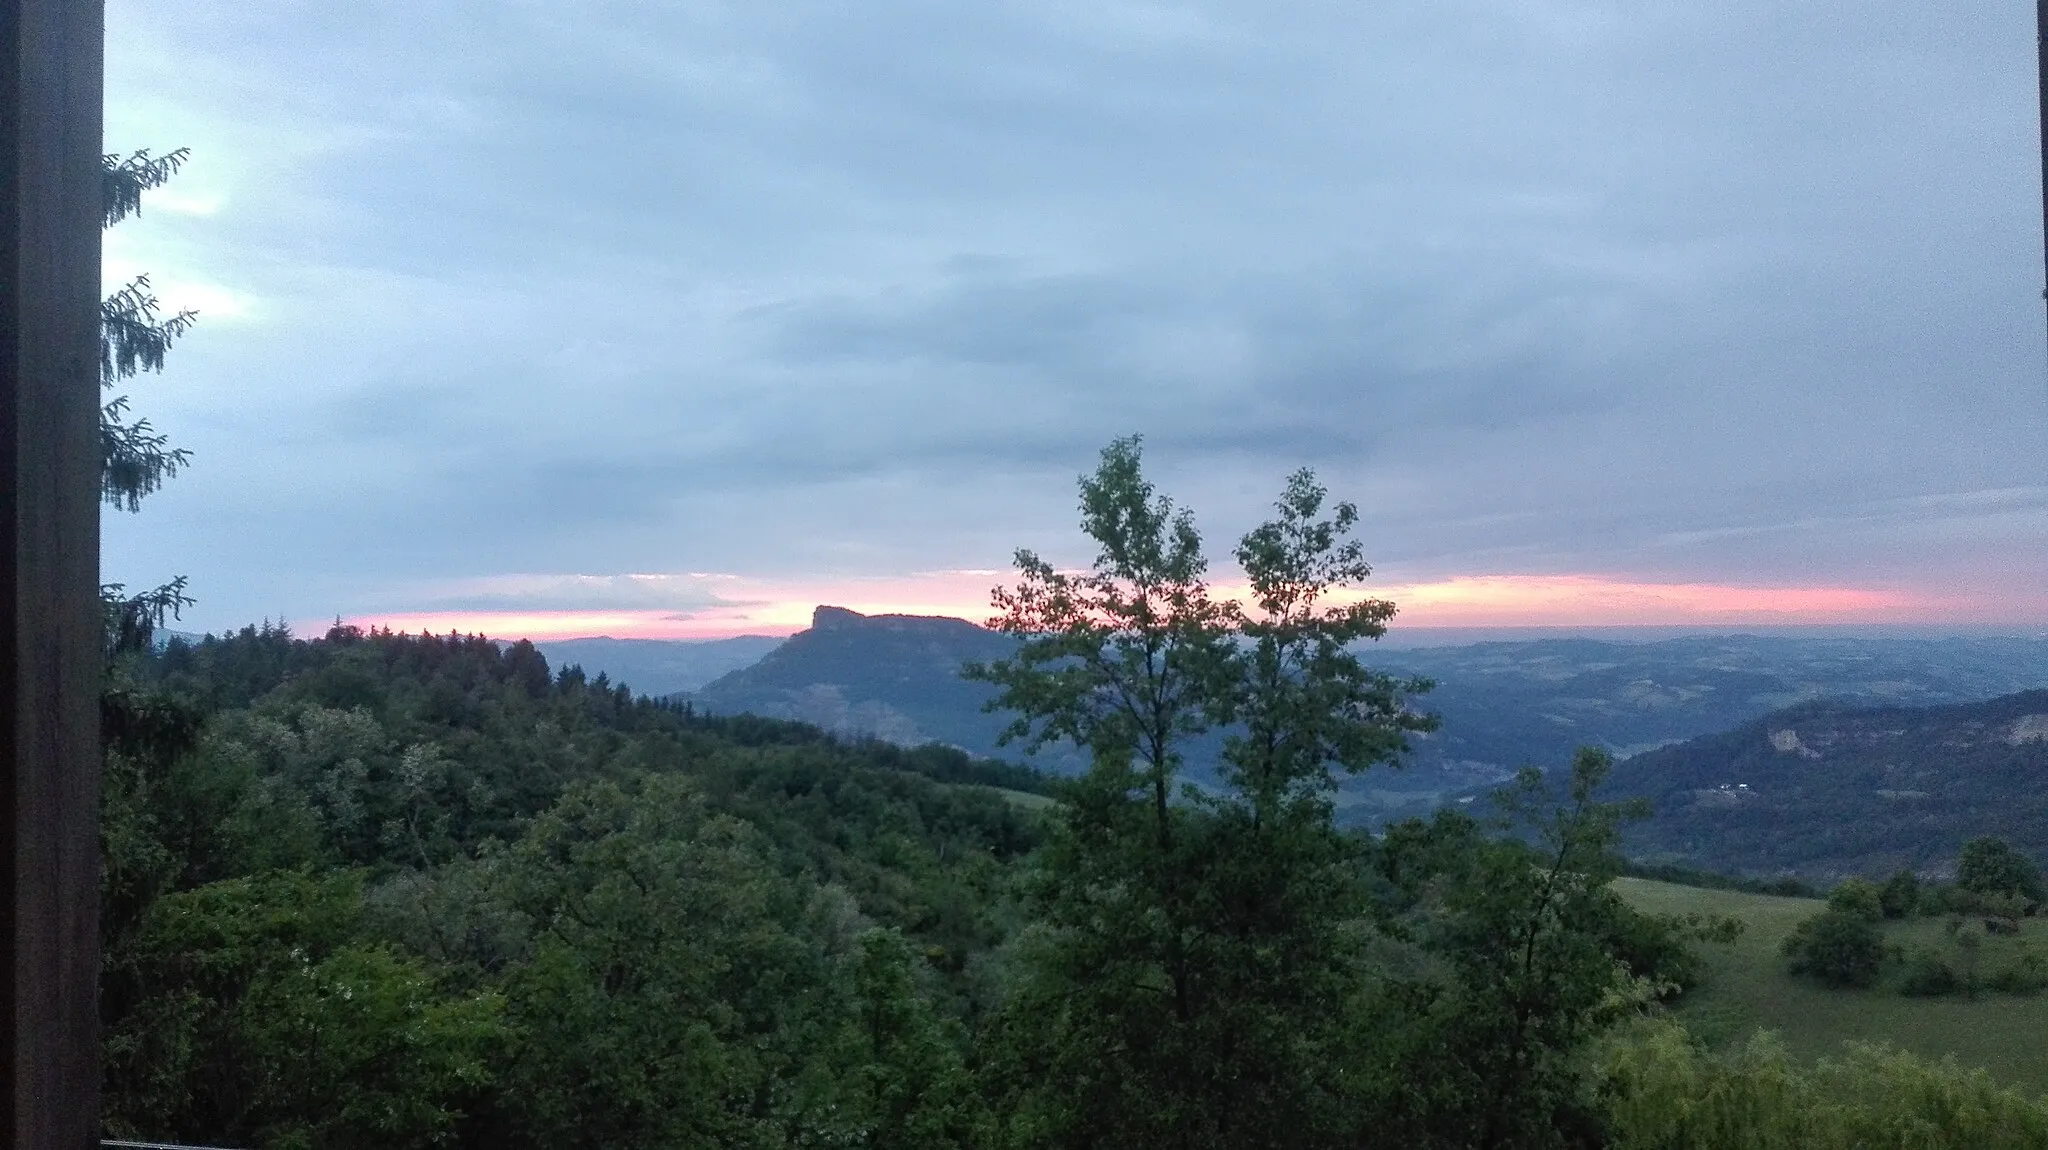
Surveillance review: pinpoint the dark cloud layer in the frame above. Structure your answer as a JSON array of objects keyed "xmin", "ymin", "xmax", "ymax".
[{"xmin": 98, "ymin": 0, "xmax": 2048, "ymax": 630}]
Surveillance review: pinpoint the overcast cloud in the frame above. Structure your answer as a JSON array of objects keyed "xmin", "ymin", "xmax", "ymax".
[{"xmin": 98, "ymin": 0, "xmax": 2048, "ymax": 635}]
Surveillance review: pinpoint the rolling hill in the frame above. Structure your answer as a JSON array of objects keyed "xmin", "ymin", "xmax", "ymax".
[
  {"xmin": 667, "ymin": 612, "xmax": 2048, "ymax": 821},
  {"xmin": 1379, "ymin": 633, "xmax": 2048, "ymax": 786},
  {"xmin": 1608, "ymin": 689, "xmax": 2048, "ymax": 881}
]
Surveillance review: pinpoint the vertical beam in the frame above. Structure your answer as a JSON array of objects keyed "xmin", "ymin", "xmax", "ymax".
[
  {"xmin": 2040, "ymin": 1, "xmax": 2047, "ymax": 340},
  {"xmin": 0, "ymin": 0, "xmax": 105, "ymax": 1147}
]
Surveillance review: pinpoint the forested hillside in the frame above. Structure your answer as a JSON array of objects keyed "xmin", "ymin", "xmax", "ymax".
[
  {"xmin": 1609, "ymin": 690, "xmax": 2048, "ymax": 880},
  {"xmin": 103, "ymin": 624, "xmax": 1051, "ymax": 1147},
  {"xmin": 97, "ymin": 438, "xmax": 2048, "ymax": 1148},
  {"xmin": 110, "ymin": 620, "xmax": 1664, "ymax": 1148},
  {"xmin": 1381, "ymin": 634, "xmax": 2048, "ymax": 786}
]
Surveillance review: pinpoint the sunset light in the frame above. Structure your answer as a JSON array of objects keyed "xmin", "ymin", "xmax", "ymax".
[{"xmin": 342, "ymin": 571, "xmax": 1968, "ymax": 642}]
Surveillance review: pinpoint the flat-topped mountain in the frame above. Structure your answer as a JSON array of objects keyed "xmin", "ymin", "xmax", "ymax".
[
  {"xmin": 1608, "ymin": 689, "xmax": 2048, "ymax": 881},
  {"xmin": 683, "ymin": 606, "xmax": 1087, "ymax": 768}
]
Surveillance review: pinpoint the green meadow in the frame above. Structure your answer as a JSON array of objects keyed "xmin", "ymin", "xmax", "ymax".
[
  {"xmin": 988, "ymin": 784, "xmax": 1057, "ymax": 811},
  {"xmin": 1616, "ymin": 877, "xmax": 2048, "ymax": 1094}
]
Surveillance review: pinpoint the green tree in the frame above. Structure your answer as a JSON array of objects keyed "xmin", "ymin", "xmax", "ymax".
[
  {"xmin": 1957, "ymin": 836, "xmax": 2043, "ymax": 906},
  {"xmin": 1879, "ymin": 868, "xmax": 1921, "ymax": 919},
  {"xmin": 969, "ymin": 437, "xmax": 1433, "ymax": 1149},
  {"xmin": 95, "ymin": 149, "xmax": 231, "ymax": 1145},
  {"xmin": 1781, "ymin": 907, "xmax": 1885, "ymax": 988},
  {"xmin": 1221, "ymin": 466, "xmax": 1436, "ymax": 821},
  {"xmin": 487, "ymin": 773, "xmax": 860, "ymax": 1149},
  {"xmin": 830, "ymin": 927, "xmax": 986, "ymax": 1147},
  {"xmin": 99, "ymin": 147, "xmax": 200, "ymax": 645},
  {"xmin": 1392, "ymin": 749, "xmax": 1656, "ymax": 1148},
  {"xmin": 100, "ymin": 869, "xmax": 502, "ymax": 1149},
  {"xmin": 968, "ymin": 435, "xmax": 1237, "ymax": 853},
  {"xmin": 968, "ymin": 437, "xmax": 1240, "ymax": 1149},
  {"xmin": 1827, "ymin": 877, "xmax": 1884, "ymax": 922}
]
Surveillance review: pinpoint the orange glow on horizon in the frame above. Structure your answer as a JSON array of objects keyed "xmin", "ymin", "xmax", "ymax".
[
  {"xmin": 333, "ymin": 571, "xmax": 2005, "ymax": 643},
  {"xmin": 1369, "ymin": 574, "xmax": 1920, "ymax": 627}
]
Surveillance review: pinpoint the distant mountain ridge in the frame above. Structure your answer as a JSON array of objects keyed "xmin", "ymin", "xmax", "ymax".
[
  {"xmin": 668, "ymin": 609, "xmax": 2048, "ymax": 822},
  {"xmin": 1378, "ymin": 633, "xmax": 2048, "ymax": 794},
  {"xmin": 1607, "ymin": 689, "xmax": 2048, "ymax": 882},
  {"xmin": 535, "ymin": 635, "xmax": 784, "ymax": 696}
]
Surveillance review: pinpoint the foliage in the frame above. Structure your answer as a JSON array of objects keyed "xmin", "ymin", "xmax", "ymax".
[
  {"xmin": 1594, "ymin": 1017, "xmax": 2048, "ymax": 1148},
  {"xmin": 1916, "ymin": 880, "xmax": 1978, "ymax": 917},
  {"xmin": 481, "ymin": 774, "xmax": 861, "ymax": 1148},
  {"xmin": 100, "ymin": 148, "xmax": 197, "ymax": 513},
  {"xmin": 1222, "ymin": 466, "xmax": 1438, "ymax": 814},
  {"xmin": 98, "ymin": 147, "xmax": 200, "ymax": 669},
  {"xmin": 969, "ymin": 440, "xmax": 1720, "ymax": 1149},
  {"xmin": 97, "ymin": 149, "xmax": 210, "ymax": 1106},
  {"xmin": 101, "ymin": 869, "xmax": 503, "ymax": 1149},
  {"xmin": 829, "ymin": 927, "xmax": 988, "ymax": 1148},
  {"xmin": 970, "ymin": 438, "xmax": 1397, "ymax": 1149},
  {"xmin": 1879, "ymin": 868, "xmax": 1921, "ymax": 919},
  {"xmin": 1782, "ymin": 909, "xmax": 1886, "ymax": 988},
  {"xmin": 1897, "ymin": 947, "xmax": 1960, "ymax": 997},
  {"xmin": 1367, "ymin": 750, "xmax": 1703, "ymax": 1147},
  {"xmin": 1618, "ymin": 859, "xmax": 1816, "ymax": 898},
  {"xmin": 101, "ymin": 624, "xmax": 1048, "ymax": 1146},
  {"xmin": 1986, "ymin": 949, "xmax": 2048, "ymax": 997},
  {"xmin": 1958, "ymin": 836, "xmax": 2044, "ymax": 905},
  {"xmin": 1826, "ymin": 878, "xmax": 1884, "ymax": 922}
]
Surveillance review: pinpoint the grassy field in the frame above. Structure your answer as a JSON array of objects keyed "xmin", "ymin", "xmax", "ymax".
[
  {"xmin": 1615, "ymin": 877, "xmax": 2048, "ymax": 1095},
  {"xmin": 986, "ymin": 785, "xmax": 1057, "ymax": 811}
]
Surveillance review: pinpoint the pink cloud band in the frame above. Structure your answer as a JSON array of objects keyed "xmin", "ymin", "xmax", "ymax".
[{"xmin": 341, "ymin": 570, "xmax": 1991, "ymax": 642}]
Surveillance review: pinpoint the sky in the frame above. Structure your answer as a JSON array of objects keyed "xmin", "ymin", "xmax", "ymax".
[{"xmin": 100, "ymin": 1, "xmax": 2048, "ymax": 641}]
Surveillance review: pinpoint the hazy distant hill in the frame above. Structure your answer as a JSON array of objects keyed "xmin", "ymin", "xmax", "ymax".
[
  {"xmin": 1377, "ymin": 634, "xmax": 2048, "ymax": 804},
  {"xmin": 1607, "ymin": 690, "xmax": 2048, "ymax": 882},
  {"xmin": 684, "ymin": 606, "xmax": 1090, "ymax": 769},
  {"xmin": 674, "ymin": 610, "xmax": 2048, "ymax": 821},
  {"xmin": 536, "ymin": 635, "xmax": 785, "ymax": 696}
]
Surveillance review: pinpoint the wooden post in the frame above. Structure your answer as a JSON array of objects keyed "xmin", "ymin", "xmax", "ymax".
[
  {"xmin": 1, "ymin": 0, "xmax": 106, "ymax": 1146},
  {"xmin": 2039, "ymin": 1, "xmax": 2047, "ymax": 333}
]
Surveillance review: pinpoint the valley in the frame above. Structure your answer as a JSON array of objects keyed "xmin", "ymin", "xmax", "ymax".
[{"xmin": 555, "ymin": 609, "xmax": 2048, "ymax": 864}]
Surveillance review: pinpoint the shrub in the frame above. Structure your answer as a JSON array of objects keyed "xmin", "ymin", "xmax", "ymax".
[
  {"xmin": 1988, "ymin": 949, "xmax": 2048, "ymax": 997},
  {"xmin": 1782, "ymin": 909, "xmax": 1885, "ymax": 988},
  {"xmin": 1603, "ymin": 909, "xmax": 1743, "ymax": 999},
  {"xmin": 1826, "ymin": 878, "xmax": 1883, "ymax": 922},
  {"xmin": 1896, "ymin": 947, "xmax": 1958, "ymax": 997},
  {"xmin": 1956, "ymin": 930, "xmax": 1985, "ymax": 999},
  {"xmin": 1878, "ymin": 869, "xmax": 1920, "ymax": 919},
  {"xmin": 1595, "ymin": 1018, "xmax": 2048, "ymax": 1148},
  {"xmin": 1762, "ymin": 876, "xmax": 1817, "ymax": 897},
  {"xmin": 1918, "ymin": 883, "xmax": 1970, "ymax": 917},
  {"xmin": 1980, "ymin": 890, "xmax": 2028, "ymax": 935}
]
